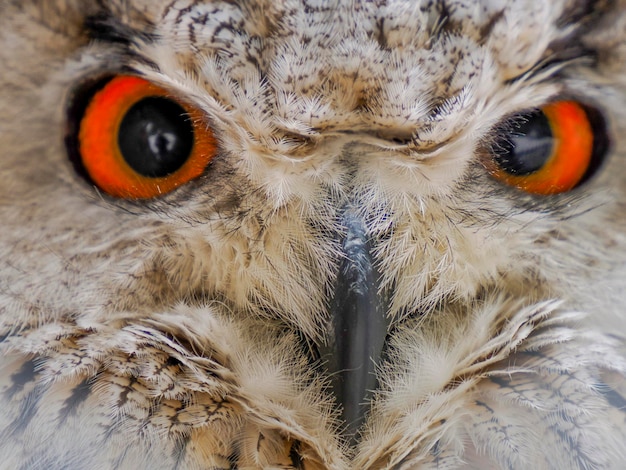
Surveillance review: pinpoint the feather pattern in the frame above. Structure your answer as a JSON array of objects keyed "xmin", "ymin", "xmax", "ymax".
[{"xmin": 0, "ymin": 0, "xmax": 625, "ymax": 468}]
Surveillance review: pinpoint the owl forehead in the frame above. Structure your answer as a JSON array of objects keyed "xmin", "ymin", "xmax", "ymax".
[{"xmin": 150, "ymin": 0, "xmax": 570, "ymax": 134}]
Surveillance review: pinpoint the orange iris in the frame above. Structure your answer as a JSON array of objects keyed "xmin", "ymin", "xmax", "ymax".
[
  {"xmin": 489, "ymin": 101, "xmax": 596, "ymax": 195},
  {"xmin": 78, "ymin": 75, "xmax": 216, "ymax": 199}
]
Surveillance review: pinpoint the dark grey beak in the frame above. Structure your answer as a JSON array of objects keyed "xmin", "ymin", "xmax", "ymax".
[{"xmin": 320, "ymin": 208, "xmax": 390, "ymax": 443}]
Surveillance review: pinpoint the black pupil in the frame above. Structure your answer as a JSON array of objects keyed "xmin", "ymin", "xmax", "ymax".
[
  {"xmin": 494, "ymin": 110, "xmax": 554, "ymax": 175},
  {"xmin": 118, "ymin": 97, "xmax": 194, "ymax": 178}
]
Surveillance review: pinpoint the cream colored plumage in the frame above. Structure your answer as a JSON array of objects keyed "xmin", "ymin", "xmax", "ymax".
[{"xmin": 0, "ymin": 0, "xmax": 625, "ymax": 468}]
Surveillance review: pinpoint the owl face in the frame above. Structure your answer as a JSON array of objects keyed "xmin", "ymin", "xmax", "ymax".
[{"xmin": 1, "ymin": 1, "xmax": 625, "ymax": 468}]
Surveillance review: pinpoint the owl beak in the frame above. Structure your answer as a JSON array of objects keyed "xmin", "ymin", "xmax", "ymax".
[{"xmin": 319, "ymin": 208, "xmax": 390, "ymax": 443}]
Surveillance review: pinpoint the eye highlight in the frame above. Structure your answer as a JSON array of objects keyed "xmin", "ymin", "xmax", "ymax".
[
  {"xmin": 488, "ymin": 100, "xmax": 609, "ymax": 195},
  {"xmin": 72, "ymin": 75, "xmax": 216, "ymax": 199}
]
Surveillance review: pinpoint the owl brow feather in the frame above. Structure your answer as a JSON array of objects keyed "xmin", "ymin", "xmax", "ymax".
[
  {"xmin": 500, "ymin": 0, "xmax": 613, "ymax": 86},
  {"xmin": 84, "ymin": 13, "xmax": 156, "ymax": 46},
  {"xmin": 81, "ymin": 13, "xmax": 162, "ymax": 75}
]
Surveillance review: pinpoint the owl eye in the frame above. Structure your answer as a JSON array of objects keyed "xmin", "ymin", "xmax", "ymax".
[
  {"xmin": 488, "ymin": 100, "xmax": 609, "ymax": 195},
  {"xmin": 70, "ymin": 75, "xmax": 217, "ymax": 199}
]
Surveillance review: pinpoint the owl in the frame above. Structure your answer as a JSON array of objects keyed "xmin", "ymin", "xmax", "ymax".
[{"xmin": 0, "ymin": 0, "xmax": 625, "ymax": 468}]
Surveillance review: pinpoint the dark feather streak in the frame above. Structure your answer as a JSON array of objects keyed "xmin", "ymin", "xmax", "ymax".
[{"xmin": 84, "ymin": 13, "xmax": 156, "ymax": 46}]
